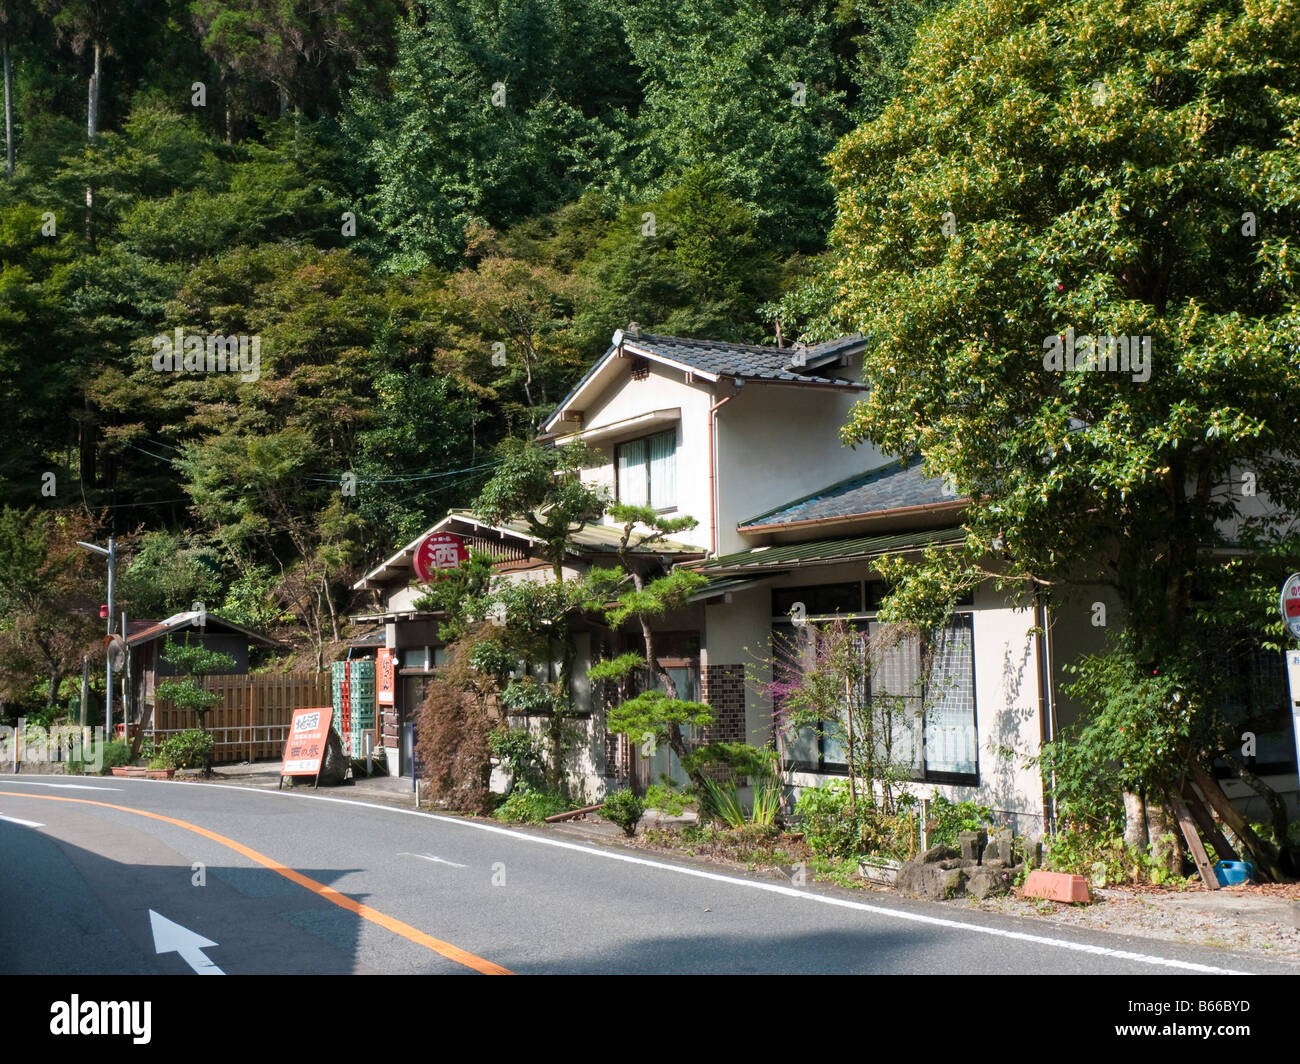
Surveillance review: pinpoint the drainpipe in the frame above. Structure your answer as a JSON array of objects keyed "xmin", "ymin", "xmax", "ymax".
[
  {"xmin": 708, "ymin": 390, "xmax": 737, "ymax": 556},
  {"xmin": 1034, "ymin": 593, "xmax": 1059, "ymax": 838}
]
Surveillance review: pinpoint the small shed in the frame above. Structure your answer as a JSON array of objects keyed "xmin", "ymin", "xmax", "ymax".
[{"xmin": 126, "ymin": 610, "xmax": 279, "ymax": 723}]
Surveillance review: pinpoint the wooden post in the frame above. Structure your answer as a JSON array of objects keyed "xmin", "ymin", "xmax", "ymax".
[
  {"xmin": 248, "ymin": 679, "xmax": 257, "ymax": 762},
  {"xmin": 1169, "ymin": 790, "xmax": 1219, "ymax": 890}
]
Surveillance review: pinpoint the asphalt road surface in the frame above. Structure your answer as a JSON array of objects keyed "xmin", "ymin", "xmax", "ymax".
[{"xmin": 2, "ymin": 774, "xmax": 1296, "ymax": 976}]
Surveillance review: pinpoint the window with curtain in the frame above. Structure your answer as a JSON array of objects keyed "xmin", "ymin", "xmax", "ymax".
[
  {"xmin": 616, "ymin": 429, "xmax": 676, "ymax": 509},
  {"xmin": 771, "ymin": 612, "xmax": 978, "ymax": 783}
]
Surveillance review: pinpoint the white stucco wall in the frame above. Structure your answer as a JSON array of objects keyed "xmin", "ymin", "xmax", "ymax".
[
  {"xmin": 702, "ymin": 567, "xmax": 1051, "ymax": 835},
  {"xmin": 714, "ymin": 383, "xmax": 888, "ymax": 556},
  {"xmin": 573, "ymin": 360, "xmax": 716, "ymax": 550}
]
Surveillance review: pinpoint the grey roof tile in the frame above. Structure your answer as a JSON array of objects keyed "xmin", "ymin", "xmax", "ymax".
[
  {"xmin": 626, "ymin": 332, "xmax": 862, "ymax": 383},
  {"xmin": 740, "ymin": 456, "xmax": 960, "ymax": 529}
]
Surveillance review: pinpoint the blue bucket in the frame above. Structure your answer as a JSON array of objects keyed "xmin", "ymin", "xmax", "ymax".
[{"xmin": 1213, "ymin": 860, "xmax": 1254, "ymax": 886}]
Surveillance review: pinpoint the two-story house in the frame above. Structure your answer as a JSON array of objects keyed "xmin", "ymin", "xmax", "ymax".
[{"xmin": 353, "ymin": 326, "xmax": 1299, "ymax": 835}]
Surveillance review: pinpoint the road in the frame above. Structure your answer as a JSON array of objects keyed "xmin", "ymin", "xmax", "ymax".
[{"xmin": 1, "ymin": 774, "xmax": 1296, "ymax": 976}]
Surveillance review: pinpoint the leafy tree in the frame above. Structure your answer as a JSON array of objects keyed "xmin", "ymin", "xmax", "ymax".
[
  {"xmin": 827, "ymin": 0, "xmax": 1300, "ymax": 876},
  {"xmin": 585, "ymin": 503, "xmax": 711, "ymax": 788},
  {"xmin": 344, "ymin": 0, "xmax": 638, "ymax": 270},
  {"xmin": 0, "ymin": 507, "xmax": 102, "ymax": 713},
  {"xmin": 471, "ymin": 438, "xmax": 608, "ymax": 581},
  {"xmin": 622, "ymin": 0, "xmax": 849, "ymax": 254},
  {"xmin": 573, "ymin": 168, "xmax": 781, "ymax": 345}
]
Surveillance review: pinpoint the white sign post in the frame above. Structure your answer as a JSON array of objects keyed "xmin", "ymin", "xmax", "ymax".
[{"xmin": 1281, "ymin": 574, "xmax": 1300, "ymax": 777}]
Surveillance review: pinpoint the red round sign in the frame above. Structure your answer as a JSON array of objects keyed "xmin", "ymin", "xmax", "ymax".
[
  {"xmin": 1281, "ymin": 573, "xmax": 1300, "ymax": 640},
  {"xmin": 412, "ymin": 532, "xmax": 469, "ymax": 582}
]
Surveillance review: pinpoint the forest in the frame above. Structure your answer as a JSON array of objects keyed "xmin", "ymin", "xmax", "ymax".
[{"xmin": 0, "ymin": 0, "xmax": 943, "ymax": 693}]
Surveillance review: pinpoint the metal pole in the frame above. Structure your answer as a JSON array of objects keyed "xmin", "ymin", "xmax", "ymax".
[
  {"xmin": 105, "ymin": 536, "xmax": 115, "ymax": 739},
  {"xmin": 121, "ymin": 609, "xmax": 129, "ymax": 741}
]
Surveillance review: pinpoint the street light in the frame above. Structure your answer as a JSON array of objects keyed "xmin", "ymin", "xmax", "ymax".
[{"xmin": 76, "ymin": 536, "xmax": 115, "ymax": 738}]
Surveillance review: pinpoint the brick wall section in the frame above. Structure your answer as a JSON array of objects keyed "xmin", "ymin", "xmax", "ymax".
[{"xmin": 701, "ymin": 664, "xmax": 745, "ymax": 744}]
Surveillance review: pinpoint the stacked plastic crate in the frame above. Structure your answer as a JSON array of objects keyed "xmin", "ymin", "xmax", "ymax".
[
  {"xmin": 348, "ymin": 660, "xmax": 376, "ymax": 757},
  {"xmin": 331, "ymin": 659, "xmax": 376, "ymax": 758}
]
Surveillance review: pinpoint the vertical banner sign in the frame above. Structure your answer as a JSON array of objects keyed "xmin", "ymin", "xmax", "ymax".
[
  {"xmin": 377, "ymin": 647, "xmax": 395, "ymax": 706},
  {"xmin": 1280, "ymin": 574, "xmax": 1300, "ymax": 776},
  {"xmin": 412, "ymin": 532, "xmax": 469, "ymax": 583},
  {"xmin": 282, "ymin": 707, "xmax": 333, "ymax": 776}
]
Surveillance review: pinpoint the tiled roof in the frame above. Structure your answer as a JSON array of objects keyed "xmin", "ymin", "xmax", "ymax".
[
  {"xmin": 543, "ymin": 332, "xmax": 865, "ymax": 432},
  {"xmin": 624, "ymin": 333, "xmax": 863, "ymax": 384},
  {"xmin": 124, "ymin": 611, "xmax": 278, "ymax": 647},
  {"xmin": 739, "ymin": 456, "xmax": 961, "ymax": 530},
  {"xmin": 693, "ymin": 526, "xmax": 966, "ymax": 573},
  {"xmin": 484, "ymin": 513, "xmax": 706, "ymax": 555}
]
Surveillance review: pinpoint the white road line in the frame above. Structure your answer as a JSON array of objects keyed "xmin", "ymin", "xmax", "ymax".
[
  {"xmin": 0, "ymin": 779, "xmax": 122, "ymax": 791},
  {"xmin": 96, "ymin": 778, "xmax": 1255, "ymax": 975},
  {"xmin": 398, "ymin": 851, "xmax": 467, "ymax": 869},
  {"xmin": 0, "ymin": 812, "xmax": 45, "ymax": 827}
]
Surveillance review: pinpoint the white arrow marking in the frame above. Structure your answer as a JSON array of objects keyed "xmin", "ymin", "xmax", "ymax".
[
  {"xmin": 148, "ymin": 910, "xmax": 225, "ymax": 975},
  {"xmin": 398, "ymin": 851, "xmax": 467, "ymax": 869},
  {"xmin": 1, "ymin": 780, "xmax": 121, "ymax": 791},
  {"xmin": 0, "ymin": 813, "xmax": 43, "ymax": 827}
]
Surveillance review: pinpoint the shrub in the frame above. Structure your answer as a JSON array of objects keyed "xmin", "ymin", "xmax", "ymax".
[
  {"xmin": 98, "ymin": 739, "xmax": 133, "ymax": 773},
  {"xmin": 793, "ymin": 780, "xmax": 913, "ymax": 860},
  {"xmin": 925, "ymin": 795, "xmax": 995, "ymax": 849},
  {"xmin": 488, "ymin": 727, "xmax": 546, "ymax": 793},
  {"xmin": 645, "ymin": 781, "xmax": 690, "ymax": 816},
  {"xmin": 493, "ymin": 787, "xmax": 570, "ymax": 824},
  {"xmin": 417, "ymin": 673, "xmax": 493, "ymax": 815},
  {"xmin": 153, "ymin": 730, "xmax": 213, "ymax": 770},
  {"xmin": 602, "ymin": 788, "xmax": 646, "ymax": 836}
]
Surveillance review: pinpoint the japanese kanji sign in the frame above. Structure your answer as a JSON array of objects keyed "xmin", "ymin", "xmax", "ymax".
[{"xmin": 412, "ymin": 532, "xmax": 469, "ymax": 582}]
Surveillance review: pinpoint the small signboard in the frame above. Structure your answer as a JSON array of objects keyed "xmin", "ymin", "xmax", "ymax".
[
  {"xmin": 1287, "ymin": 650, "xmax": 1300, "ymax": 779},
  {"xmin": 281, "ymin": 707, "xmax": 333, "ymax": 779},
  {"xmin": 377, "ymin": 647, "xmax": 395, "ymax": 706},
  {"xmin": 1281, "ymin": 573, "xmax": 1300, "ymax": 640},
  {"xmin": 412, "ymin": 532, "xmax": 469, "ymax": 583}
]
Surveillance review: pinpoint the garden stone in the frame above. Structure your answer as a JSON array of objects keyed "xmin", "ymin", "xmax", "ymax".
[
  {"xmin": 922, "ymin": 844, "xmax": 959, "ymax": 863},
  {"xmin": 898, "ymin": 860, "xmax": 968, "ymax": 899},
  {"xmin": 967, "ymin": 866, "xmax": 1016, "ymax": 900},
  {"xmin": 1022, "ymin": 839, "xmax": 1043, "ymax": 868},
  {"xmin": 985, "ymin": 828, "xmax": 1014, "ymax": 864},
  {"xmin": 959, "ymin": 829, "xmax": 987, "ymax": 862}
]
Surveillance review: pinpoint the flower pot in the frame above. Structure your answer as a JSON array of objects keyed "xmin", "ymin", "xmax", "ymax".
[{"xmin": 145, "ymin": 768, "xmax": 176, "ymax": 779}]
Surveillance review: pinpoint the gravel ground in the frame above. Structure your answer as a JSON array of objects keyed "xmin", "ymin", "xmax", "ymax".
[{"xmin": 951, "ymin": 882, "xmax": 1300, "ymax": 961}]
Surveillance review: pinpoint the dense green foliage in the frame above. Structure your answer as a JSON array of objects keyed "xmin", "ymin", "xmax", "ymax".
[{"xmin": 1, "ymin": 0, "xmax": 941, "ymax": 717}]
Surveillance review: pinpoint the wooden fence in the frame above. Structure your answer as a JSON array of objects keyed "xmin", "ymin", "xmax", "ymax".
[{"xmin": 153, "ymin": 672, "xmax": 332, "ymax": 762}]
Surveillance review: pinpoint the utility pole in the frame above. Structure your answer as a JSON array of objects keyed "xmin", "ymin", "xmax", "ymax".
[{"xmin": 77, "ymin": 536, "xmax": 115, "ymax": 738}]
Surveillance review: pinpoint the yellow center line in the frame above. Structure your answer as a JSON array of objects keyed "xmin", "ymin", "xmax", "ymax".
[{"xmin": 0, "ymin": 790, "xmax": 513, "ymax": 976}]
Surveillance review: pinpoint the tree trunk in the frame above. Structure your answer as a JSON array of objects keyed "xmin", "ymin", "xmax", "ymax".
[
  {"xmin": 1122, "ymin": 788, "xmax": 1149, "ymax": 850},
  {"xmin": 87, "ymin": 39, "xmax": 100, "ymax": 140},
  {"xmin": 3, "ymin": 32, "xmax": 13, "ymax": 177},
  {"xmin": 1145, "ymin": 801, "xmax": 1181, "ymax": 876},
  {"xmin": 1189, "ymin": 762, "xmax": 1284, "ymax": 881}
]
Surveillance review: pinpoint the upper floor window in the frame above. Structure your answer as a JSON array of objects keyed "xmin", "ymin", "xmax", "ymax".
[{"xmin": 616, "ymin": 429, "xmax": 676, "ymax": 510}]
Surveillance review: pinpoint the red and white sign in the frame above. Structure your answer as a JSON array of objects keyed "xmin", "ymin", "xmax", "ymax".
[
  {"xmin": 412, "ymin": 532, "xmax": 468, "ymax": 582},
  {"xmin": 281, "ymin": 707, "xmax": 333, "ymax": 776},
  {"xmin": 377, "ymin": 647, "xmax": 395, "ymax": 706},
  {"xmin": 1281, "ymin": 573, "xmax": 1300, "ymax": 641}
]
